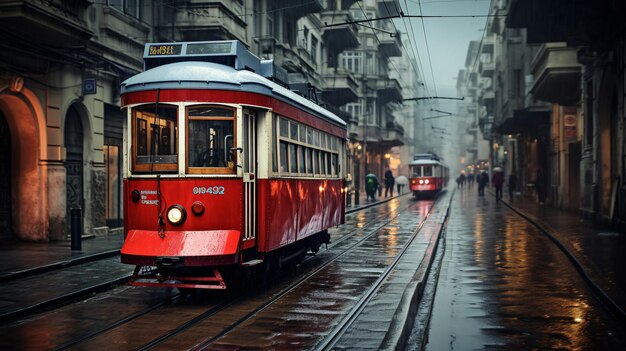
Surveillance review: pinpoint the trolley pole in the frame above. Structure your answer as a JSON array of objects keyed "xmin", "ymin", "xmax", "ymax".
[{"xmin": 70, "ymin": 208, "xmax": 82, "ymax": 251}]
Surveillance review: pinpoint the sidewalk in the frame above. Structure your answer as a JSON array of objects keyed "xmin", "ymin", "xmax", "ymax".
[
  {"xmin": 498, "ymin": 191, "xmax": 626, "ymax": 321},
  {"xmin": 0, "ymin": 232, "xmax": 123, "ymax": 282}
]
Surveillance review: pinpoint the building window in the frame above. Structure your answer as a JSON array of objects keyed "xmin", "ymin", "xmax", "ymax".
[
  {"xmin": 342, "ymin": 52, "xmax": 362, "ymax": 74},
  {"xmin": 108, "ymin": 0, "xmax": 141, "ymax": 19},
  {"xmin": 311, "ymin": 36, "xmax": 318, "ymax": 64},
  {"xmin": 343, "ymin": 102, "xmax": 362, "ymax": 122}
]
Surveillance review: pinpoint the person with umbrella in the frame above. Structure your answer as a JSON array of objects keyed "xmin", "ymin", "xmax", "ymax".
[
  {"xmin": 395, "ymin": 175, "xmax": 408, "ymax": 194},
  {"xmin": 365, "ymin": 173, "xmax": 379, "ymax": 201}
]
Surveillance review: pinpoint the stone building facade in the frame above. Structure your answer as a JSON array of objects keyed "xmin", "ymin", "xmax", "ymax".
[
  {"xmin": 464, "ymin": 0, "xmax": 626, "ymax": 231},
  {"xmin": 0, "ymin": 0, "xmax": 412, "ymax": 241}
]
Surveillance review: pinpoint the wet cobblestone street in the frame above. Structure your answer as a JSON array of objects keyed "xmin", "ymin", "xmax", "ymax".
[{"xmin": 423, "ymin": 188, "xmax": 626, "ymax": 350}]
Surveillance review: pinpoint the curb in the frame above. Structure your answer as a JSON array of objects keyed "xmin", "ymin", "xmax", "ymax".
[
  {"xmin": 0, "ymin": 249, "xmax": 121, "ymax": 283},
  {"xmin": 380, "ymin": 189, "xmax": 455, "ymax": 350},
  {"xmin": 0, "ymin": 275, "xmax": 131, "ymax": 323}
]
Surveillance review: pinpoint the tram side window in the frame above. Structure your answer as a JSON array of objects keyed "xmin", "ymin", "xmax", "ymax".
[
  {"xmin": 279, "ymin": 141, "xmax": 288, "ymax": 172},
  {"xmin": 132, "ymin": 105, "xmax": 178, "ymax": 172},
  {"xmin": 187, "ymin": 106, "xmax": 235, "ymax": 174},
  {"xmin": 273, "ymin": 116, "xmax": 342, "ymax": 178}
]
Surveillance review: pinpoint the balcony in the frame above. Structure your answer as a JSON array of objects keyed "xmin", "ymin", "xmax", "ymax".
[
  {"xmin": 170, "ymin": 2, "xmax": 247, "ymax": 42},
  {"xmin": 506, "ymin": 0, "xmax": 602, "ymax": 45},
  {"xmin": 479, "ymin": 91, "xmax": 495, "ymax": 107},
  {"xmin": 479, "ymin": 60, "xmax": 495, "ymax": 78},
  {"xmin": 497, "ymin": 106, "xmax": 550, "ymax": 135},
  {"xmin": 274, "ymin": 42, "xmax": 303, "ymax": 73},
  {"xmin": 467, "ymin": 124, "xmax": 478, "ymax": 135},
  {"xmin": 321, "ymin": 71, "xmax": 359, "ymax": 106},
  {"xmin": 277, "ymin": 0, "xmax": 323, "ymax": 20},
  {"xmin": 379, "ymin": 31, "xmax": 402, "ymax": 58},
  {"xmin": 373, "ymin": 78, "xmax": 402, "ymax": 104},
  {"xmin": 530, "ymin": 43, "xmax": 581, "ymax": 105},
  {"xmin": 0, "ymin": 0, "xmax": 93, "ymax": 48},
  {"xmin": 321, "ymin": 11, "xmax": 359, "ymax": 59}
]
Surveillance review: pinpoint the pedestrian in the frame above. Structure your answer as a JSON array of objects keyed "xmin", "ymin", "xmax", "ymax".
[
  {"xmin": 460, "ymin": 172, "xmax": 466, "ymax": 188},
  {"xmin": 535, "ymin": 167, "xmax": 546, "ymax": 204},
  {"xmin": 492, "ymin": 168, "xmax": 504, "ymax": 201},
  {"xmin": 478, "ymin": 170, "xmax": 489, "ymax": 196},
  {"xmin": 365, "ymin": 173, "xmax": 379, "ymax": 201},
  {"xmin": 508, "ymin": 173, "xmax": 517, "ymax": 200},
  {"xmin": 384, "ymin": 168, "xmax": 395, "ymax": 197},
  {"xmin": 467, "ymin": 173, "xmax": 474, "ymax": 187}
]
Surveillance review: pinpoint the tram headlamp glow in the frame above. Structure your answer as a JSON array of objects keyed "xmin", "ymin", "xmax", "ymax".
[
  {"xmin": 425, "ymin": 179, "xmax": 430, "ymax": 184},
  {"xmin": 167, "ymin": 205, "xmax": 187, "ymax": 225},
  {"xmin": 419, "ymin": 179, "xmax": 424, "ymax": 185}
]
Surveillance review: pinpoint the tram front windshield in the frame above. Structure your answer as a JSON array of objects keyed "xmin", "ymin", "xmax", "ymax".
[
  {"xmin": 187, "ymin": 106, "xmax": 235, "ymax": 173},
  {"xmin": 132, "ymin": 104, "xmax": 178, "ymax": 172}
]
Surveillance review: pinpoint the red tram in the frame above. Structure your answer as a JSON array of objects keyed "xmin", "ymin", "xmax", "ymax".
[
  {"xmin": 120, "ymin": 41, "xmax": 347, "ymax": 289},
  {"xmin": 408, "ymin": 153, "xmax": 449, "ymax": 198}
]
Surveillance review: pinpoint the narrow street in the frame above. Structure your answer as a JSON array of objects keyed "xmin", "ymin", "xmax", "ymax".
[{"xmin": 421, "ymin": 186, "xmax": 626, "ymax": 350}]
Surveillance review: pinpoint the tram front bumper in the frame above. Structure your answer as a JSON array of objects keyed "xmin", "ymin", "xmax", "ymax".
[{"xmin": 121, "ymin": 229, "xmax": 241, "ymax": 266}]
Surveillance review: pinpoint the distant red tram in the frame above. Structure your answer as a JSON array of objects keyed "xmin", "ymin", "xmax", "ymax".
[
  {"xmin": 120, "ymin": 41, "xmax": 347, "ymax": 289},
  {"xmin": 408, "ymin": 153, "xmax": 449, "ymax": 198}
]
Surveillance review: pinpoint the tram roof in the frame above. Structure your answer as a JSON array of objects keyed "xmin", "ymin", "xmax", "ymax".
[
  {"xmin": 121, "ymin": 61, "xmax": 346, "ymax": 127},
  {"xmin": 408, "ymin": 158, "xmax": 449, "ymax": 167}
]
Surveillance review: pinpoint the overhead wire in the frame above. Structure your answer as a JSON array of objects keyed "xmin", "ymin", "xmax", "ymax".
[{"xmin": 417, "ymin": 0, "xmax": 438, "ymax": 96}]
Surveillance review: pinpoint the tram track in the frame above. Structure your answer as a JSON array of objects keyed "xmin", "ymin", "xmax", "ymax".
[
  {"xmin": 130, "ymin": 196, "xmax": 426, "ymax": 350},
  {"xmin": 130, "ymin": 195, "xmax": 443, "ymax": 350}
]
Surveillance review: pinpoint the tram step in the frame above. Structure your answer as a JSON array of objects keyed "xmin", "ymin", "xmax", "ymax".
[{"xmin": 240, "ymin": 259, "xmax": 264, "ymax": 267}]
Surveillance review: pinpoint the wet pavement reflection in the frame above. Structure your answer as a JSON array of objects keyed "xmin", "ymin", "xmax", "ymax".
[{"xmin": 423, "ymin": 188, "xmax": 626, "ymax": 350}]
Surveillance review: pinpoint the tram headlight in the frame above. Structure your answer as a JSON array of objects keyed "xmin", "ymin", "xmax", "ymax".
[
  {"xmin": 419, "ymin": 179, "xmax": 424, "ymax": 185},
  {"xmin": 167, "ymin": 204, "xmax": 187, "ymax": 225},
  {"xmin": 425, "ymin": 179, "xmax": 430, "ymax": 184}
]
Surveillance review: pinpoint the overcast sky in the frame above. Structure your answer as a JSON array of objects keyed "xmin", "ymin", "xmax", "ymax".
[{"xmin": 395, "ymin": 0, "xmax": 491, "ymax": 98}]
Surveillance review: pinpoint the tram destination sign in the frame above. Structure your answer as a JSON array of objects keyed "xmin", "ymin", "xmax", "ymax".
[
  {"xmin": 186, "ymin": 42, "xmax": 233, "ymax": 55},
  {"xmin": 148, "ymin": 44, "xmax": 183, "ymax": 56}
]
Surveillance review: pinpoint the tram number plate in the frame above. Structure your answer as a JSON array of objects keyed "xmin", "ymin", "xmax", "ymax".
[
  {"xmin": 417, "ymin": 185, "xmax": 430, "ymax": 190},
  {"xmin": 193, "ymin": 186, "xmax": 225, "ymax": 195}
]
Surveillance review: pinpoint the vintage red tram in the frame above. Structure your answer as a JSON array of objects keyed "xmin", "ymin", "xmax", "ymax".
[
  {"xmin": 120, "ymin": 41, "xmax": 347, "ymax": 289},
  {"xmin": 408, "ymin": 153, "xmax": 449, "ymax": 198}
]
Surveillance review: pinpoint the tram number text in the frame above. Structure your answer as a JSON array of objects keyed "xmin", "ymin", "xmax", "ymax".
[{"xmin": 193, "ymin": 186, "xmax": 225, "ymax": 195}]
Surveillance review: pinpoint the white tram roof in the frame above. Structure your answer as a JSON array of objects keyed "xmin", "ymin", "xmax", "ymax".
[
  {"xmin": 408, "ymin": 158, "xmax": 449, "ymax": 167},
  {"xmin": 121, "ymin": 61, "xmax": 346, "ymax": 128}
]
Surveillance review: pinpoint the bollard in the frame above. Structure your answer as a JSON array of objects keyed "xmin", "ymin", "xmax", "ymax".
[
  {"xmin": 347, "ymin": 190, "xmax": 352, "ymax": 207},
  {"xmin": 355, "ymin": 189, "xmax": 360, "ymax": 205},
  {"xmin": 70, "ymin": 208, "xmax": 82, "ymax": 251}
]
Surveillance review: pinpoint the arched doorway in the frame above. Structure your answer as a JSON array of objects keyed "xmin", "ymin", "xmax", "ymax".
[
  {"xmin": 0, "ymin": 110, "xmax": 11, "ymax": 240},
  {"xmin": 65, "ymin": 105, "xmax": 84, "ymax": 233}
]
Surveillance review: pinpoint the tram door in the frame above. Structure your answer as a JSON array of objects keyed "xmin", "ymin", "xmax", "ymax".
[
  {"xmin": 242, "ymin": 110, "xmax": 256, "ymax": 242},
  {"xmin": 0, "ymin": 111, "xmax": 11, "ymax": 240}
]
